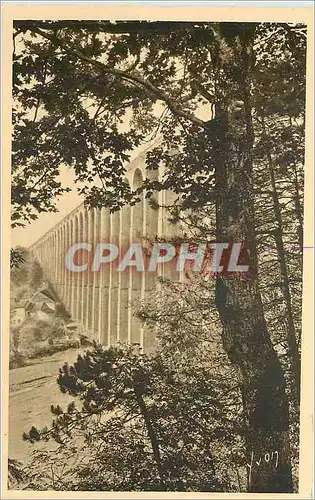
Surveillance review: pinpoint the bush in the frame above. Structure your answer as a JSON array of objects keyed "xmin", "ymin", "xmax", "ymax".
[
  {"xmin": 12, "ymin": 285, "xmax": 29, "ymax": 304},
  {"xmin": 9, "ymin": 350, "xmax": 27, "ymax": 369},
  {"xmin": 10, "ymin": 327, "xmax": 20, "ymax": 351},
  {"xmin": 10, "ymin": 317, "xmax": 76, "ymax": 363},
  {"xmin": 28, "ymin": 260, "xmax": 43, "ymax": 290}
]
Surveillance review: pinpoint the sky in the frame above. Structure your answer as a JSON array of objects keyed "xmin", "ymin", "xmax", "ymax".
[{"xmin": 11, "ymin": 167, "xmax": 82, "ymax": 248}]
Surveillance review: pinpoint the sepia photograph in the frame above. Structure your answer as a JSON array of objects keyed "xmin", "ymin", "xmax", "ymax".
[{"xmin": 1, "ymin": 4, "xmax": 314, "ymax": 497}]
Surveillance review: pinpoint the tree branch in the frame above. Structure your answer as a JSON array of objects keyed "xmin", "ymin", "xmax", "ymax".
[
  {"xmin": 14, "ymin": 20, "xmax": 213, "ymax": 35},
  {"xmin": 133, "ymin": 384, "xmax": 165, "ymax": 487},
  {"xmin": 27, "ymin": 27, "xmax": 207, "ymax": 129}
]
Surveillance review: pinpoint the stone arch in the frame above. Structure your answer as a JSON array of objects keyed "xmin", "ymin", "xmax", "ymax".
[
  {"xmin": 78, "ymin": 210, "xmax": 85, "ymax": 326},
  {"xmin": 44, "ymin": 237, "xmax": 48, "ymax": 279},
  {"xmin": 68, "ymin": 218, "xmax": 75, "ymax": 316},
  {"xmin": 142, "ymin": 166, "xmax": 160, "ymax": 352},
  {"xmin": 64, "ymin": 219, "xmax": 71, "ymax": 309},
  {"xmin": 60, "ymin": 224, "xmax": 66, "ymax": 301},
  {"xmin": 109, "ymin": 208, "xmax": 120, "ymax": 345},
  {"xmin": 73, "ymin": 214, "xmax": 80, "ymax": 320},
  {"xmin": 92, "ymin": 209, "xmax": 102, "ymax": 338},
  {"xmin": 119, "ymin": 178, "xmax": 132, "ymax": 343},
  {"xmin": 161, "ymin": 188, "xmax": 180, "ymax": 282},
  {"xmin": 56, "ymin": 227, "xmax": 61, "ymax": 296},
  {"xmin": 59, "ymin": 226, "xmax": 64, "ymax": 298},
  {"xmin": 49, "ymin": 234, "xmax": 53, "ymax": 275},
  {"xmin": 99, "ymin": 207, "xmax": 111, "ymax": 345},
  {"xmin": 52, "ymin": 232, "xmax": 57, "ymax": 290},
  {"xmin": 87, "ymin": 209, "xmax": 95, "ymax": 333},
  {"xmin": 130, "ymin": 168, "xmax": 144, "ymax": 346},
  {"xmin": 82, "ymin": 208, "xmax": 89, "ymax": 331}
]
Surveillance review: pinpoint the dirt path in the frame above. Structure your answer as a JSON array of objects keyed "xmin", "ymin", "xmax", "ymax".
[{"xmin": 8, "ymin": 348, "xmax": 83, "ymax": 462}]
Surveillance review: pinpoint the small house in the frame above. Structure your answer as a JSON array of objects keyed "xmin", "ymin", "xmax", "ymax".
[{"xmin": 10, "ymin": 287, "xmax": 57, "ymax": 327}]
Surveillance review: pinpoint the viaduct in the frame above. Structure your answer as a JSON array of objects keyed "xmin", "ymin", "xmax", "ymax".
[{"xmin": 29, "ymin": 144, "xmax": 180, "ymax": 352}]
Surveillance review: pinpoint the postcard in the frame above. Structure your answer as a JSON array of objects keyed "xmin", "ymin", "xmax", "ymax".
[{"xmin": 1, "ymin": 3, "xmax": 314, "ymax": 498}]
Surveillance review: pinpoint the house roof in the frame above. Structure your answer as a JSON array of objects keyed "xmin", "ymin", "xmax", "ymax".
[
  {"xmin": 31, "ymin": 290, "xmax": 55, "ymax": 303},
  {"xmin": 14, "ymin": 289, "xmax": 56, "ymax": 312},
  {"xmin": 14, "ymin": 299, "xmax": 32, "ymax": 309}
]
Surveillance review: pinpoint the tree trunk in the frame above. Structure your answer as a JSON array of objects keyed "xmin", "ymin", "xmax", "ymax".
[
  {"xmin": 133, "ymin": 380, "xmax": 166, "ymax": 489},
  {"xmin": 212, "ymin": 31, "xmax": 293, "ymax": 492},
  {"xmin": 261, "ymin": 117, "xmax": 301, "ymax": 403},
  {"xmin": 292, "ymin": 161, "xmax": 304, "ymax": 254}
]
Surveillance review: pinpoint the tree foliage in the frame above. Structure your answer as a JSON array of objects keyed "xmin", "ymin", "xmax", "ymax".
[{"xmin": 12, "ymin": 21, "xmax": 305, "ymax": 222}]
